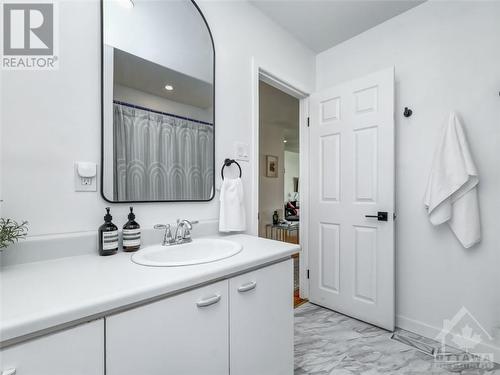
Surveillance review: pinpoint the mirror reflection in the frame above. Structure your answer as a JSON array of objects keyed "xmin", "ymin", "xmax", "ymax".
[{"xmin": 102, "ymin": 0, "xmax": 214, "ymax": 202}]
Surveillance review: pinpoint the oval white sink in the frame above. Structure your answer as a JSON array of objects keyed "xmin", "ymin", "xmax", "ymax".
[{"xmin": 131, "ymin": 238, "xmax": 243, "ymax": 267}]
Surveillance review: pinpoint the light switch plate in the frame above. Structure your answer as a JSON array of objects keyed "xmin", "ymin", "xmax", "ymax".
[
  {"xmin": 74, "ymin": 163, "xmax": 97, "ymax": 192},
  {"xmin": 234, "ymin": 142, "xmax": 249, "ymax": 161}
]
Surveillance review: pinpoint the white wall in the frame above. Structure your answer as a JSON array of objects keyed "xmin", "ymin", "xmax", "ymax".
[
  {"xmin": 114, "ymin": 84, "xmax": 212, "ymax": 123},
  {"xmin": 317, "ymin": 1, "xmax": 500, "ymax": 351},
  {"xmin": 1, "ymin": 0, "xmax": 314, "ymax": 237},
  {"xmin": 284, "ymin": 151, "xmax": 299, "ymax": 202}
]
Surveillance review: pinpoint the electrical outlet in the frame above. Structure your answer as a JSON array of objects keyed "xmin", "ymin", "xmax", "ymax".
[{"xmin": 74, "ymin": 162, "xmax": 97, "ymax": 192}]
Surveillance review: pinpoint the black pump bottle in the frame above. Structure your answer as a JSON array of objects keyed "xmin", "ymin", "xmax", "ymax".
[
  {"xmin": 98, "ymin": 207, "xmax": 118, "ymax": 256},
  {"xmin": 122, "ymin": 207, "xmax": 141, "ymax": 252}
]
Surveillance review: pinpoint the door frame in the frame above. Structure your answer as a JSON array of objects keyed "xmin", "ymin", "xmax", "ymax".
[{"xmin": 250, "ymin": 58, "xmax": 311, "ymax": 299}]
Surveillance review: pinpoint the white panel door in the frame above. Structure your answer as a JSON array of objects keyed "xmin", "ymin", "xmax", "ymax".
[
  {"xmin": 229, "ymin": 260, "xmax": 293, "ymax": 375},
  {"xmin": 106, "ymin": 280, "xmax": 229, "ymax": 375},
  {"xmin": 309, "ymin": 67, "xmax": 395, "ymax": 330},
  {"xmin": 0, "ymin": 320, "xmax": 104, "ymax": 375}
]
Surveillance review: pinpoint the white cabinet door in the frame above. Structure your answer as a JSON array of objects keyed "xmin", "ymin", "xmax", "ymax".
[
  {"xmin": 106, "ymin": 280, "xmax": 229, "ymax": 375},
  {"xmin": 229, "ymin": 259, "xmax": 293, "ymax": 375},
  {"xmin": 0, "ymin": 320, "xmax": 104, "ymax": 375}
]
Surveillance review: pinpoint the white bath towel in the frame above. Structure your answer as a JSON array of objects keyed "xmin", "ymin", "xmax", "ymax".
[
  {"xmin": 219, "ymin": 177, "xmax": 246, "ymax": 232},
  {"xmin": 424, "ymin": 112, "xmax": 481, "ymax": 248}
]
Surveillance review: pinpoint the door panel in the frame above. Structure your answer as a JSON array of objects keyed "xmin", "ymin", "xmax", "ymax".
[
  {"xmin": 353, "ymin": 225, "xmax": 377, "ymax": 303},
  {"xmin": 320, "ymin": 223, "xmax": 340, "ymax": 293},
  {"xmin": 320, "ymin": 134, "xmax": 340, "ymax": 200},
  {"xmin": 309, "ymin": 67, "xmax": 395, "ymax": 330},
  {"xmin": 354, "ymin": 127, "xmax": 378, "ymax": 202}
]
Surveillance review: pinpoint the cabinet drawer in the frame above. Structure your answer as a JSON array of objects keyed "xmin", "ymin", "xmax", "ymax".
[
  {"xmin": 230, "ymin": 259, "xmax": 294, "ymax": 375},
  {"xmin": 106, "ymin": 279, "xmax": 229, "ymax": 375},
  {"xmin": 0, "ymin": 320, "xmax": 104, "ymax": 375}
]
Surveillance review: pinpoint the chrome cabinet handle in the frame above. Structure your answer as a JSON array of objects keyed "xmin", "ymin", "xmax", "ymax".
[
  {"xmin": 196, "ymin": 294, "xmax": 221, "ymax": 308},
  {"xmin": 2, "ymin": 369, "xmax": 17, "ymax": 375},
  {"xmin": 237, "ymin": 281, "xmax": 257, "ymax": 293}
]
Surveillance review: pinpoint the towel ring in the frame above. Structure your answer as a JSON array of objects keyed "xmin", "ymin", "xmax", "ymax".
[{"xmin": 221, "ymin": 158, "xmax": 242, "ymax": 180}]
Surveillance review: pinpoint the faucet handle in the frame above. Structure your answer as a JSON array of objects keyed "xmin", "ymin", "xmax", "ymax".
[
  {"xmin": 181, "ymin": 220, "xmax": 199, "ymax": 240},
  {"xmin": 154, "ymin": 224, "xmax": 172, "ymax": 246},
  {"xmin": 183, "ymin": 219, "xmax": 199, "ymax": 228}
]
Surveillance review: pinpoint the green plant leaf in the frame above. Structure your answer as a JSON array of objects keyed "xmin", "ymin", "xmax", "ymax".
[{"xmin": 0, "ymin": 218, "xmax": 29, "ymax": 250}]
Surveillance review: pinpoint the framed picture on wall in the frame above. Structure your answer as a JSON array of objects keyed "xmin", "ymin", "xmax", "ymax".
[{"xmin": 266, "ymin": 155, "xmax": 279, "ymax": 178}]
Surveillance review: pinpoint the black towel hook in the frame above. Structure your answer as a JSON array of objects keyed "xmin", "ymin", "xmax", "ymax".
[
  {"xmin": 221, "ymin": 158, "xmax": 242, "ymax": 180},
  {"xmin": 403, "ymin": 107, "xmax": 413, "ymax": 117}
]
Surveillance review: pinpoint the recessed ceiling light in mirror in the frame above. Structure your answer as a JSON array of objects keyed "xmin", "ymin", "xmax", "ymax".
[{"xmin": 164, "ymin": 85, "xmax": 174, "ymax": 91}]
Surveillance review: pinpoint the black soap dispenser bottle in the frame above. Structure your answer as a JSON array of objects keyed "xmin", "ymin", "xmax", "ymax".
[
  {"xmin": 123, "ymin": 207, "xmax": 141, "ymax": 252},
  {"xmin": 98, "ymin": 207, "xmax": 118, "ymax": 256},
  {"xmin": 273, "ymin": 210, "xmax": 279, "ymax": 225}
]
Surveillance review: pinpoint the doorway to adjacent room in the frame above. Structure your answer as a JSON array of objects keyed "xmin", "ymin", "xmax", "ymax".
[{"xmin": 257, "ymin": 80, "xmax": 306, "ymax": 307}]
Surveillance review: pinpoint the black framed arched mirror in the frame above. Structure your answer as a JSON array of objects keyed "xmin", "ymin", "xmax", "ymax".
[{"xmin": 101, "ymin": 0, "xmax": 215, "ymax": 203}]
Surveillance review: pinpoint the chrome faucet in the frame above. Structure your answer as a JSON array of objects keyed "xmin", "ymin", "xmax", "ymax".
[{"xmin": 154, "ymin": 219, "xmax": 198, "ymax": 246}]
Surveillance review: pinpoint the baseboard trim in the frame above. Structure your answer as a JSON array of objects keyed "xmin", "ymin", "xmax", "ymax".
[{"xmin": 397, "ymin": 314, "xmax": 500, "ymax": 362}]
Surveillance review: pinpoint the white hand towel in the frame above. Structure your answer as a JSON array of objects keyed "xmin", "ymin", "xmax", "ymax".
[
  {"xmin": 424, "ymin": 112, "xmax": 481, "ymax": 248},
  {"xmin": 219, "ymin": 177, "xmax": 246, "ymax": 232}
]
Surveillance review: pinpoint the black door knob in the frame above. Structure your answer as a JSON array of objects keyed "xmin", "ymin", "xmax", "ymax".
[{"xmin": 365, "ymin": 211, "xmax": 388, "ymax": 221}]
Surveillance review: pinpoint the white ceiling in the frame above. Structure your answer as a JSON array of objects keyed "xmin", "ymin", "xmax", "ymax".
[{"xmin": 250, "ymin": 0, "xmax": 425, "ymax": 53}]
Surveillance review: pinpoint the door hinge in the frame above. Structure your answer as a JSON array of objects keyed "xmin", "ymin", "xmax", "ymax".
[
  {"xmin": 307, "ymin": 269, "xmax": 310, "ymax": 279},
  {"xmin": 307, "ymin": 117, "xmax": 310, "ymax": 127}
]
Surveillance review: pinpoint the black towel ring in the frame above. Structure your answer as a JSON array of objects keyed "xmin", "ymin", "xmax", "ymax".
[{"xmin": 221, "ymin": 158, "xmax": 242, "ymax": 180}]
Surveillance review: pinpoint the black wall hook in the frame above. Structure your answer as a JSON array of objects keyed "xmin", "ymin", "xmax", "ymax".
[{"xmin": 403, "ymin": 107, "xmax": 413, "ymax": 117}]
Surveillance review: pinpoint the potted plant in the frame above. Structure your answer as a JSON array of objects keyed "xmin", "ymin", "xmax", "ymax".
[{"xmin": 0, "ymin": 218, "xmax": 28, "ymax": 251}]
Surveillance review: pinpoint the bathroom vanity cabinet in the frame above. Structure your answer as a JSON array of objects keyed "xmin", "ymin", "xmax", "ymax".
[
  {"xmin": 0, "ymin": 234, "xmax": 297, "ymax": 375},
  {"xmin": 0, "ymin": 259, "xmax": 293, "ymax": 375},
  {"xmin": 106, "ymin": 259, "xmax": 293, "ymax": 375},
  {"xmin": 0, "ymin": 320, "xmax": 104, "ymax": 375}
]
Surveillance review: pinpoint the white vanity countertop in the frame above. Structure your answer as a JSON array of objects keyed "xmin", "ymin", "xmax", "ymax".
[{"xmin": 0, "ymin": 234, "xmax": 299, "ymax": 345}]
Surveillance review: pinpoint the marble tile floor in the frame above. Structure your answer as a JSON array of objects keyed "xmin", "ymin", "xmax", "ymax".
[{"xmin": 295, "ymin": 303, "xmax": 500, "ymax": 375}]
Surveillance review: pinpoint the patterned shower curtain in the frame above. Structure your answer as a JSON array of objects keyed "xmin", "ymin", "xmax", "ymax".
[{"xmin": 113, "ymin": 103, "xmax": 214, "ymax": 201}]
